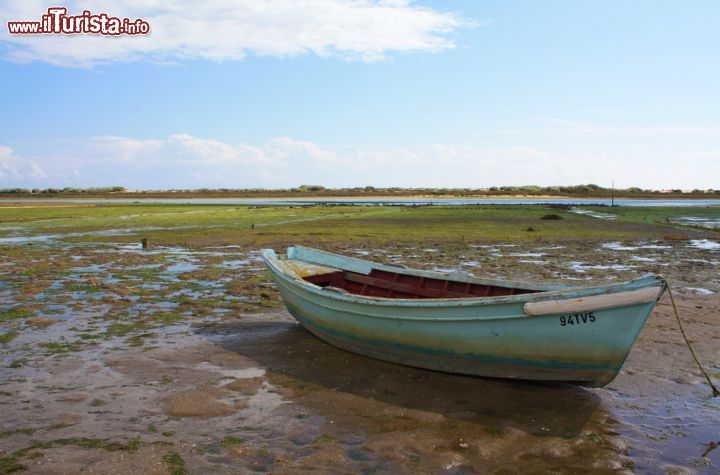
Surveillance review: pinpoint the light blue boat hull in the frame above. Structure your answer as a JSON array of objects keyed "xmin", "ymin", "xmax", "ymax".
[{"xmin": 262, "ymin": 247, "xmax": 665, "ymax": 387}]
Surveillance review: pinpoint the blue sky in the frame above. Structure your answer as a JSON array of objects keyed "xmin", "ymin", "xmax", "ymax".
[{"xmin": 1, "ymin": 1, "xmax": 719, "ymax": 189}]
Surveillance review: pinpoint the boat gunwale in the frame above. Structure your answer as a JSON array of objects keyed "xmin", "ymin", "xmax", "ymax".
[
  {"xmin": 261, "ymin": 247, "xmax": 665, "ymax": 309},
  {"xmin": 275, "ymin": 274, "xmax": 530, "ymax": 321},
  {"xmin": 290, "ymin": 245, "xmax": 563, "ymax": 291}
]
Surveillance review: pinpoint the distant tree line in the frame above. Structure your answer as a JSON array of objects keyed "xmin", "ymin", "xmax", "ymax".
[
  {"xmin": 0, "ymin": 184, "xmax": 717, "ymax": 197},
  {"xmin": 0, "ymin": 186, "xmax": 127, "ymax": 194}
]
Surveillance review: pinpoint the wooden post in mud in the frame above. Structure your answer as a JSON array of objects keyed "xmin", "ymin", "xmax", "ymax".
[{"xmin": 141, "ymin": 238, "xmax": 148, "ymax": 249}]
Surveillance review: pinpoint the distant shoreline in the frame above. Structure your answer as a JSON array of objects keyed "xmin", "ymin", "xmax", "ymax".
[{"xmin": 0, "ymin": 192, "xmax": 717, "ymax": 200}]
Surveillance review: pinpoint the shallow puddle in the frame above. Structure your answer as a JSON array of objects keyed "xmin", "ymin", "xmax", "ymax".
[
  {"xmin": 672, "ymin": 217, "xmax": 720, "ymax": 230},
  {"xmin": 689, "ymin": 239, "xmax": 720, "ymax": 251},
  {"xmin": 200, "ymin": 320, "xmax": 625, "ymax": 472},
  {"xmin": 570, "ymin": 208, "xmax": 618, "ymax": 220}
]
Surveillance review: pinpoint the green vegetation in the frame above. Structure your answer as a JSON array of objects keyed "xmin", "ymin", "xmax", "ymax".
[
  {"xmin": 582, "ymin": 205, "xmax": 720, "ymax": 231},
  {"xmin": 220, "ymin": 435, "xmax": 246, "ymax": 447},
  {"xmin": 162, "ymin": 452, "xmax": 187, "ymax": 475},
  {"xmin": 0, "ymin": 308, "xmax": 32, "ymax": 323},
  {"xmin": 0, "ymin": 428, "xmax": 36, "ymax": 438},
  {"xmin": 0, "ymin": 448, "xmax": 27, "ymax": 473},
  {"xmin": 38, "ymin": 341, "xmax": 85, "ymax": 355},
  {"xmin": 0, "ymin": 184, "xmax": 718, "ymax": 198},
  {"xmin": 127, "ymin": 333, "xmax": 157, "ymax": 347},
  {"xmin": 248, "ymin": 205, "xmax": 660, "ymax": 245},
  {"xmin": 0, "ymin": 331, "xmax": 18, "ymax": 344},
  {"xmin": 314, "ymin": 434, "xmax": 336, "ymax": 443},
  {"xmin": 0, "ymin": 200, "xmax": 716, "ymax": 474},
  {"xmin": 104, "ymin": 323, "xmax": 141, "ymax": 337},
  {"xmin": 0, "ymin": 202, "xmax": 716, "ymax": 248},
  {"xmin": 0, "ymin": 437, "xmax": 144, "ymax": 473},
  {"xmin": 0, "ymin": 186, "xmax": 126, "ymax": 195},
  {"xmin": 64, "ymin": 284, "xmax": 102, "ymax": 293},
  {"xmin": 8, "ymin": 359, "xmax": 27, "ymax": 368},
  {"xmin": 483, "ymin": 426, "xmax": 504, "ymax": 437}
]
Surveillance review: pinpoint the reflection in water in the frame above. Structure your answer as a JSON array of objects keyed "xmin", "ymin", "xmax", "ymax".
[
  {"xmin": 205, "ymin": 321, "xmax": 600, "ymax": 436},
  {"xmin": 200, "ymin": 321, "xmax": 629, "ymax": 472}
]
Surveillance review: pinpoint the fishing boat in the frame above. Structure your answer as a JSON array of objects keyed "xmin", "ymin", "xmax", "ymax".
[{"xmin": 261, "ymin": 246, "xmax": 666, "ymax": 387}]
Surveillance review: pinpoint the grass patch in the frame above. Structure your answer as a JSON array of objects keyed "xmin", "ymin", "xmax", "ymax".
[
  {"xmin": 3, "ymin": 202, "xmax": 699, "ymax": 248},
  {"xmin": 150, "ymin": 313, "xmax": 183, "ymax": 323},
  {"xmin": 38, "ymin": 340, "xmax": 84, "ymax": 355},
  {"xmin": 314, "ymin": 434, "xmax": 336, "ymax": 443},
  {"xmin": 0, "ymin": 428, "xmax": 36, "ymax": 438},
  {"xmin": 126, "ymin": 438, "xmax": 142, "ymax": 452},
  {"xmin": 0, "ymin": 308, "xmax": 32, "ymax": 323},
  {"xmin": 483, "ymin": 425, "xmax": 504, "ymax": 437},
  {"xmin": 0, "ymin": 449, "xmax": 28, "ymax": 473},
  {"xmin": 127, "ymin": 333, "xmax": 157, "ymax": 347},
  {"xmin": 103, "ymin": 321, "xmax": 151, "ymax": 338},
  {"xmin": 0, "ymin": 437, "xmax": 145, "ymax": 473},
  {"xmin": 220, "ymin": 435, "xmax": 246, "ymax": 447},
  {"xmin": 8, "ymin": 359, "xmax": 27, "ymax": 368},
  {"xmin": 64, "ymin": 284, "xmax": 103, "ymax": 293},
  {"xmin": 50, "ymin": 437, "xmax": 141, "ymax": 452},
  {"xmin": 77, "ymin": 333, "xmax": 99, "ymax": 340},
  {"xmin": 0, "ymin": 331, "xmax": 18, "ymax": 344},
  {"xmin": 540, "ymin": 213, "xmax": 563, "ymax": 220},
  {"xmin": 162, "ymin": 452, "xmax": 187, "ymax": 475}
]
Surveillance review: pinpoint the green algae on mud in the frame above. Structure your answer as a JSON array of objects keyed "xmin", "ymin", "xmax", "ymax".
[
  {"xmin": 1, "ymin": 202, "xmax": 716, "ymax": 248},
  {"xmin": 162, "ymin": 452, "xmax": 188, "ymax": 474},
  {"xmin": 0, "ymin": 308, "xmax": 33, "ymax": 323},
  {"xmin": 0, "ymin": 202, "xmax": 719, "ymax": 473},
  {"xmin": 0, "ymin": 436, "xmax": 148, "ymax": 473},
  {"xmin": 0, "ymin": 331, "xmax": 18, "ymax": 344}
]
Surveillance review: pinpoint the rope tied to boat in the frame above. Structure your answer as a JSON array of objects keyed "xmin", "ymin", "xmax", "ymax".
[{"xmin": 658, "ymin": 276, "xmax": 719, "ymax": 398}]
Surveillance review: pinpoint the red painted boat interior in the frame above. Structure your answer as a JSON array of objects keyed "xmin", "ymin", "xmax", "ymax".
[{"xmin": 303, "ymin": 268, "xmax": 539, "ymax": 299}]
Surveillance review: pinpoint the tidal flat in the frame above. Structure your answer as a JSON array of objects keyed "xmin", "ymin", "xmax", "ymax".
[{"xmin": 0, "ymin": 202, "xmax": 719, "ymax": 474}]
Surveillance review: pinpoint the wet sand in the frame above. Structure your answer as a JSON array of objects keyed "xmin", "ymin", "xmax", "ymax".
[{"xmin": 1, "ymin": 237, "xmax": 719, "ymax": 474}]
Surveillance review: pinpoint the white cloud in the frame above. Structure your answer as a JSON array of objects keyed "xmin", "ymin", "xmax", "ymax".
[
  {"xmin": 0, "ymin": 1, "xmax": 467, "ymax": 67},
  {"xmin": 0, "ymin": 146, "xmax": 21, "ymax": 179},
  {"xmin": 0, "ymin": 145, "xmax": 46, "ymax": 181},
  {"xmin": 1, "ymin": 134, "xmax": 718, "ymax": 190},
  {"xmin": 92, "ymin": 135, "xmax": 163, "ymax": 161}
]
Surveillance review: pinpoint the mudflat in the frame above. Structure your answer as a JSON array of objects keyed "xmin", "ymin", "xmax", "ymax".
[{"xmin": 1, "ymin": 203, "xmax": 718, "ymax": 473}]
